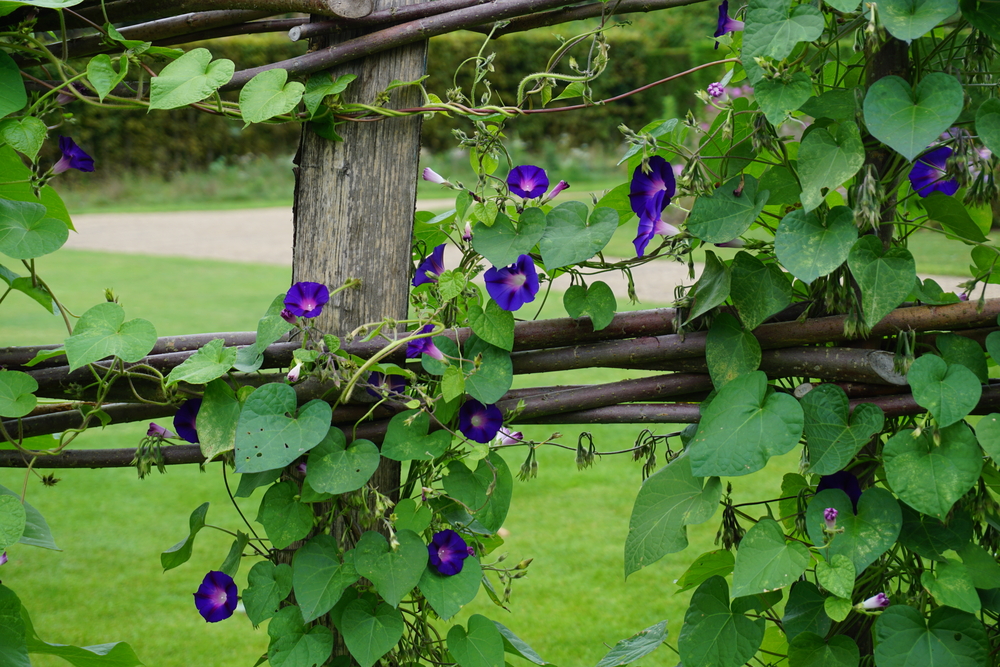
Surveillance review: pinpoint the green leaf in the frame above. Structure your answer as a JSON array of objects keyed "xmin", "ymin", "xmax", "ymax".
[
  {"xmin": 0, "ymin": 483, "xmax": 57, "ymax": 550},
  {"xmin": 788, "ymin": 633, "xmax": 860, "ymax": 667},
  {"xmin": 862, "ymin": 73, "xmax": 964, "ymax": 162},
  {"xmin": 760, "ymin": 165, "xmax": 802, "ymax": 205},
  {"xmin": 686, "ymin": 250, "xmax": 731, "ymax": 322},
  {"xmin": 64, "ymin": 302, "xmax": 157, "ymax": 371},
  {"xmin": 823, "ymin": 596, "xmax": 852, "ymax": 622},
  {"xmin": 149, "ymin": 48, "xmax": 235, "ymax": 110},
  {"xmin": 393, "ymin": 498, "xmax": 431, "ymax": 534},
  {"xmin": 806, "ymin": 488, "xmax": 901, "ymax": 572},
  {"xmin": 958, "ymin": 543, "xmax": 1000, "ymax": 589},
  {"xmin": 937, "ymin": 333, "xmax": 988, "ymax": 383},
  {"xmin": 775, "ymin": 206, "xmax": 857, "ymax": 284},
  {"xmin": 219, "ymin": 531, "xmax": 248, "ymax": 578},
  {"xmin": 0, "ymin": 370, "xmax": 37, "ymax": 418},
  {"xmin": 0, "ymin": 198, "xmax": 69, "ymax": 260},
  {"xmin": 196, "ymin": 378, "xmax": 240, "ymax": 460},
  {"xmin": 730, "ymin": 252, "xmax": 792, "ymax": 330},
  {"xmin": 243, "ymin": 561, "xmax": 293, "ymax": 625},
  {"xmin": 0, "ymin": 51, "xmax": 26, "ymax": 119},
  {"xmin": 340, "ymin": 597, "xmax": 404, "ymax": 667},
  {"xmin": 303, "ymin": 72, "xmax": 355, "ymax": 118},
  {"xmin": 881, "ymin": 0, "xmax": 959, "ymax": 41},
  {"xmin": 922, "ymin": 559, "xmax": 981, "ymax": 613},
  {"xmin": 678, "ymin": 576, "xmax": 764, "ymax": 667},
  {"xmin": 305, "ymin": 427, "xmax": 379, "ymax": 495},
  {"xmin": 0, "ymin": 145, "xmax": 73, "ymax": 230},
  {"xmin": 595, "ymin": 620, "xmax": 668, "ymax": 667},
  {"xmin": 86, "ymin": 54, "xmax": 127, "ymax": 102},
  {"xmin": 906, "ymin": 355, "xmax": 982, "ymax": 427},
  {"xmin": 975, "ymin": 413, "xmax": 1000, "ymax": 467},
  {"xmin": 293, "ymin": 535, "xmax": 360, "ymax": 622},
  {"xmin": 418, "ymin": 557, "xmax": 482, "ymax": 620},
  {"xmin": 798, "ymin": 122, "xmax": 865, "ymax": 212},
  {"xmin": 563, "ymin": 281, "xmax": 617, "ymax": 331},
  {"xmin": 782, "ymin": 581, "xmax": 832, "ymax": 641},
  {"xmin": 381, "ymin": 409, "xmax": 451, "ymax": 461},
  {"xmin": 0, "ymin": 585, "xmax": 28, "ymax": 667},
  {"xmin": 448, "ymin": 614, "xmax": 505, "ymax": 667},
  {"xmin": 732, "ymin": 518, "xmax": 810, "ymax": 597},
  {"xmin": 165, "ymin": 338, "xmax": 236, "ymax": 387},
  {"xmin": 816, "ymin": 554, "xmax": 855, "ymax": 599},
  {"xmin": 234, "ymin": 294, "xmax": 296, "ymax": 372},
  {"xmin": 256, "ymin": 480, "xmax": 314, "ymax": 550},
  {"xmin": 884, "ymin": 423, "xmax": 982, "ymax": 518},
  {"xmin": 675, "ymin": 550, "xmax": 735, "ymax": 593},
  {"xmin": 267, "ymin": 606, "xmax": 333, "ymax": 667},
  {"xmin": 442, "ymin": 365, "xmax": 466, "ymax": 402},
  {"xmin": 472, "ymin": 209, "xmax": 546, "ymax": 268},
  {"xmin": 899, "ymin": 504, "xmax": 973, "ymax": 560},
  {"xmin": 706, "ymin": 312, "xmax": 761, "ymax": 388},
  {"xmin": 235, "ymin": 469, "xmax": 282, "ymax": 498},
  {"xmin": 0, "ymin": 117, "xmax": 46, "ymax": 160},
  {"xmin": 873, "ymin": 606, "xmax": 988, "ymax": 667},
  {"xmin": 800, "ymin": 384, "xmax": 884, "ymax": 475},
  {"xmin": 160, "ymin": 502, "xmax": 208, "ymax": 571},
  {"xmin": 0, "ymin": 496, "xmax": 26, "ymax": 550},
  {"xmin": 848, "ymin": 235, "xmax": 917, "ymax": 329},
  {"xmin": 438, "ymin": 269, "xmax": 468, "ymax": 301},
  {"xmin": 754, "ymin": 73, "xmax": 813, "ymax": 126},
  {"xmin": 354, "ymin": 530, "xmax": 427, "ymax": 607},
  {"xmin": 538, "ymin": 202, "xmax": 617, "ymax": 269},
  {"xmin": 494, "ymin": 621, "xmax": 550, "ymax": 665},
  {"xmin": 596, "ymin": 182, "xmax": 636, "ymax": 224},
  {"xmin": 463, "ymin": 336, "xmax": 513, "ymax": 405},
  {"xmin": 689, "ymin": 371, "xmax": 804, "ymax": 477},
  {"xmin": 743, "ymin": 0, "xmax": 824, "ymax": 66},
  {"xmin": 976, "ymin": 98, "xmax": 1000, "ymax": 155},
  {"xmin": 686, "ymin": 175, "xmax": 768, "ymax": 243},
  {"xmin": 800, "ymin": 88, "xmax": 861, "ymax": 120},
  {"xmin": 469, "ymin": 300, "xmax": 515, "ymax": 351},
  {"xmin": 234, "ymin": 383, "xmax": 333, "ymax": 474},
  {"xmin": 624, "ymin": 451, "xmax": 722, "ymax": 577},
  {"xmin": 443, "ymin": 452, "xmax": 513, "ymax": 533},
  {"xmin": 921, "ymin": 192, "xmax": 988, "ymax": 243},
  {"xmin": 20, "ymin": 601, "xmax": 142, "ymax": 667}
]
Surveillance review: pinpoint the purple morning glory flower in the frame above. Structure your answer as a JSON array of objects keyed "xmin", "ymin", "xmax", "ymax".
[
  {"xmin": 861, "ymin": 592, "xmax": 890, "ymax": 610},
  {"xmin": 707, "ymin": 82, "xmax": 725, "ymax": 98},
  {"xmin": 194, "ymin": 571, "xmax": 238, "ymax": 623},
  {"xmin": 413, "ymin": 244, "xmax": 447, "ymax": 287},
  {"xmin": 909, "ymin": 146, "xmax": 959, "ymax": 198},
  {"xmin": 484, "ymin": 254, "xmax": 539, "ymax": 312},
  {"xmin": 634, "ymin": 216, "xmax": 681, "ymax": 258},
  {"xmin": 823, "ymin": 507, "xmax": 838, "ymax": 530},
  {"xmin": 816, "ymin": 470, "xmax": 862, "ymax": 514},
  {"xmin": 427, "ymin": 529, "xmax": 471, "ymax": 576},
  {"xmin": 458, "ymin": 399, "xmax": 503, "ymax": 443},
  {"xmin": 52, "ymin": 137, "xmax": 94, "ymax": 174},
  {"xmin": 367, "ymin": 371, "xmax": 407, "ymax": 398},
  {"xmin": 714, "ymin": 0, "xmax": 745, "ymax": 48},
  {"xmin": 423, "ymin": 167, "xmax": 448, "ymax": 185},
  {"xmin": 0, "ymin": 552, "xmax": 7, "ymax": 566},
  {"xmin": 287, "ymin": 361, "xmax": 303, "ymax": 383},
  {"xmin": 147, "ymin": 422, "xmax": 176, "ymax": 439},
  {"xmin": 630, "ymin": 156, "xmax": 676, "ymax": 222},
  {"xmin": 495, "ymin": 426, "xmax": 522, "ymax": 445},
  {"xmin": 406, "ymin": 324, "xmax": 445, "ymax": 361},
  {"xmin": 544, "ymin": 180, "xmax": 569, "ymax": 201},
  {"xmin": 173, "ymin": 398, "xmax": 201, "ymax": 445},
  {"xmin": 284, "ymin": 282, "xmax": 330, "ymax": 318},
  {"xmin": 507, "ymin": 165, "xmax": 549, "ymax": 199}
]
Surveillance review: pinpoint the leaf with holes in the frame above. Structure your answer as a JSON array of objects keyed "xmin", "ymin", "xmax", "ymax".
[
  {"xmin": 874, "ymin": 606, "xmax": 988, "ymax": 667},
  {"xmin": 234, "ymin": 383, "xmax": 332, "ymax": 473}
]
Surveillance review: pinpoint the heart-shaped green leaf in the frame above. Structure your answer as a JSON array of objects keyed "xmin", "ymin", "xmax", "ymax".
[
  {"xmin": 166, "ymin": 338, "xmax": 237, "ymax": 387},
  {"xmin": 233, "ymin": 294, "xmax": 295, "ymax": 373},
  {"xmin": 160, "ymin": 502, "xmax": 208, "ymax": 571},
  {"xmin": 730, "ymin": 252, "xmax": 792, "ymax": 330},
  {"xmin": 234, "ymin": 383, "xmax": 333, "ymax": 473},
  {"xmin": 958, "ymin": 543, "xmax": 1000, "ymax": 589},
  {"xmin": 538, "ymin": 202, "xmax": 617, "ymax": 269},
  {"xmin": 196, "ymin": 378, "xmax": 240, "ymax": 460},
  {"xmin": 788, "ymin": 633, "xmax": 860, "ymax": 667},
  {"xmin": 563, "ymin": 281, "xmax": 616, "ymax": 331},
  {"xmin": 0, "ymin": 50, "xmax": 26, "ymax": 118},
  {"xmin": 381, "ymin": 409, "xmax": 451, "ymax": 461},
  {"xmin": 267, "ymin": 605, "xmax": 334, "ymax": 667},
  {"xmin": 0, "ymin": 198, "xmax": 68, "ymax": 260},
  {"xmin": 848, "ymin": 235, "xmax": 917, "ymax": 329},
  {"xmin": 64, "ymin": 302, "xmax": 157, "ymax": 371},
  {"xmin": 242, "ymin": 561, "xmax": 293, "ymax": 625},
  {"xmin": 816, "ymin": 554, "xmax": 855, "ymax": 599},
  {"xmin": 798, "ymin": 121, "xmax": 865, "ymax": 212},
  {"xmin": 0, "ymin": 495, "xmax": 26, "ymax": 551},
  {"xmin": 240, "ymin": 68, "xmax": 305, "ymax": 125},
  {"xmin": 675, "ymin": 550, "xmax": 735, "ymax": 593},
  {"xmin": 732, "ymin": 518, "xmax": 810, "ymax": 597},
  {"xmin": 775, "ymin": 206, "xmax": 857, "ymax": 284},
  {"xmin": 881, "ymin": 0, "xmax": 959, "ymax": 42},
  {"xmin": 884, "ymin": 423, "xmax": 982, "ymax": 518},
  {"xmin": 473, "ymin": 209, "xmax": 546, "ymax": 268},
  {"xmin": 256, "ymin": 480, "xmax": 314, "ymax": 550},
  {"xmin": 806, "ymin": 488, "xmax": 902, "ymax": 572},
  {"xmin": 689, "ymin": 371, "xmax": 804, "ymax": 477},
  {"xmin": 687, "ymin": 250, "xmax": 731, "ymax": 322},
  {"xmin": 340, "ymin": 597, "xmax": 404, "ymax": 667},
  {"xmin": 906, "ymin": 354, "xmax": 982, "ymax": 427},
  {"xmin": 921, "ymin": 559, "xmax": 980, "ymax": 613},
  {"xmin": 305, "ymin": 427, "xmax": 379, "ymax": 494},
  {"xmin": 303, "ymin": 72, "xmax": 356, "ymax": 117},
  {"xmin": 921, "ymin": 193, "xmax": 988, "ymax": 244},
  {"xmin": 961, "ymin": 0, "xmax": 1000, "ymax": 40},
  {"xmin": 937, "ymin": 333, "xmax": 989, "ymax": 383},
  {"xmin": 86, "ymin": 53, "xmax": 127, "ymax": 102},
  {"xmin": 874, "ymin": 606, "xmax": 988, "ymax": 667},
  {"xmin": 0, "ymin": 117, "xmax": 45, "ymax": 160},
  {"xmin": 353, "ymin": 529, "xmax": 427, "ymax": 607},
  {"xmin": 448, "ymin": 614, "xmax": 505, "ymax": 667},
  {"xmin": 976, "ymin": 98, "xmax": 1000, "ymax": 155},
  {"xmin": 686, "ymin": 175, "xmax": 768, "ymax": 243},
  {"xmin": 863, "ymin": 73, "xmax": 964, "ymax": 161},
  {"xmin": 418, "ymin": 556, "xmax": 482, "ymax": 620},
  {"xmin": 149, "ymin": 47, "xmax": 235, "ymax": 110},
  {"xmin": 801, "ymin": 384, "xmax": 885, "ymax": 475},
  {"xmin": 0, "ymin": 483, "xmax": 56, "ymax": 550},
  {"xmin": 705, "ymin": 312, "xmax": 761, "ymax": 388},
  {"xmin": 754, "ymin": 73, "xmax": 813, "ymax": 126},
  {"xmin": 898, "ymin": 504, "xmax": 973, "ymax": 560},
  {"xmin": 468, "ymin": 300, "xmax": 515, "ymax": 351},
  {"xmin": 293, "ymin": 535, "xmax": 360, "ymax": 622},
  {"xmin": 678, "ymin": 576, "xmax": 764, "ymax": 667},
  {"xmin": 596, "ymin": 620, "xmax": 668, "ymax": 667},
  {"xmin": 443, "ymin": 452, "xmax": 513, "ymax": 533},
  {"xmin": 800, "ymin": 88, "xmax": 861, "ymax": 121},
  {"xmin": 975, "ymin": 412, "xmax": 1000, "ymax": 465},
  {"xmin": 782, "ymin": 581, "xmax": 832, "ymax": 641},
  {"xmin": 743, "ymin": 0, "xmax": 825, "ymax": 71},
  {"xmin": 393, "ymin": 498, "xmax": 432, "ymax": 534},
  {"xmin": 0, "ymin": 370, "xmax": 37, "ymax": 418}
]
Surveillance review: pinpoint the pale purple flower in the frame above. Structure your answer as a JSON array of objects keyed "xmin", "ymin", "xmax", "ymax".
[
  {"xmin": 427, "ymin": 529, "xmax": 471, "ymax": 576},
  {"xmin": 367, "ymin": 371, "xmax": 407, "ymax": 398},
  {"xmin": 462, "ymin": 221, "xmax": 473, "ymax": 241},
  {"xmin": 52, "ymin": 137, "xmax": 94, "ymax": 174},
  {"xmin": 960, "ymin": 292, "xmax": 970, "ymax": 302},
  {"xmin": 507, "ymin": 165, "xmax": 549, "ymax": 199},
  {"xmin": 147, "ymin": 423, "xmax": 176, "ymax": 439},
  {"xmin": 423, "ymin": 167, "xmax": 448, "ymax": 185},
  {"xmin": 634, "ymin": 217, "xmax": 681, "ymax": 258},
  {"xmin": 406, "ymin": 324, "xmax": 446, "ymax": 361},
  {"xmin": 194, "ymin": 571, "xmax": 238, "ymax": 623},
  {"xmin": 173, "ymin": 398, "xmax": 201, "ymax": 445},
  {"xmin": 280, "ymin": 308, "xmax": 297, "ymax": 324},
  {"xmin": 458, "ymin": 399, "xmax": 503, "ymax": 443},
  {"xmin": 909, "ymin": 146, "xmax": 959, "ymax": 198},
  {"xmin": 707, "ymin": 82, "xmax": 725, "ymax": 98},
  {"xmin": 284, "ymin": 282, "xmax": 330, "ymax": 318},
  {"xmin": 715, "ymin": 239, "xmax": 745, "ymax": 248},
  {"xmin": 296, "ymin": 459, "xmax": 308, "ymax": 476},
  {"xmin": 544, "ymin": 180, "xmax": 569, "ymax": 201},
  {"xmin": 823, "ymin": 507, "xmax": 838, "ymax": 530},
  {"xmin": 861, "ymin": 592, "xmax": 890, "ymax": 610},
  {"xmin": 484, "ymin": 254, "xmax": 539, "ymax": 311},
  {"xmin": 413, "ymin": 244, "xmax": 446, "ymax": 287},
  {"xmin": 287, "ymin": 361, "xmax": 303, "ymax": 383},
  {"xmin": 495, "ymin": 426, "xmax": 522, "ymax": 445},
  {"xmin": 0, "ymin": 552, "xmax": 7, "ymax": 566},
  {"xmin": 714, "ymin": 0, "xmax": 745, "ymax": 48}
]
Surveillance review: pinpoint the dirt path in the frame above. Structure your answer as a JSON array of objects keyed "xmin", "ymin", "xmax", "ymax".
[{"xmin": 64, "ymin": 206, "xmax": 998, "ymax": 304}]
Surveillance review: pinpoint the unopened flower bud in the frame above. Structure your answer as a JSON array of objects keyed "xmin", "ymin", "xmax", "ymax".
[
  {"xmin": 287, "ymin": 361, "xmax": 303, "ymax": 383},
  {"xmin": 859, "ymin": 592, "xmax": 890, "ymax": 610},
  {"xmin": 423, "ymin": 167, "xmax": 448, "ymax": 185},
  {"xmin": 462, "ymin": 221, "xmax": 473, "ymax": 241},
  {"xmin": 707, "ymin": 82, "xmax": 725, "ymax": 98},
  {"xmin": 280, "ymin": 308, "xmax": 297, "ymax": 324},
  {"xmin": 147, "ymin": 423, "xmax": 176, "ymax": 439},
  {"xmin": 823, "ymin": 507, "xmax": 838, "ymax": 531}
]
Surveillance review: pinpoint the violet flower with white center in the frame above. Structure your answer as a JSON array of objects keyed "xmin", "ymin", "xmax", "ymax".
[
  {"xmin": 367, "ymin": 371, "xmax": 407, "ymax": 398},
  {"xmin": 194, "ymin": 571, "xmax": 239, "ymax": 622},
  {"xmin": 280, "ymin": 308, "xmax": 297, "ymax": 324},
  {"xmin": 484, "ymin": 254, "xmax": 540, "ymax": 312},
  {"xmin": 406, "ymin": 324, "xmax": 446, "ymax": 361},
  {"xmin": 714, "ymin": 0, "xmax": 745, "ymax": 48},
  {"xmin": 816, "ymin": 470, "xmax": 862, "ymax": 513},
  {"xmin": 423, "ymin": 167, "xmax": 448, "ymax": 185},
  {"xmin": 0, "ymin": 552, "xmax": 7, "ymax": 566},
  {"xmin": 823, "ymin": 507, "xmax": 838, "ymax": 531},
  {"xmin": 495, "ymin": 426, "xmax": 522, "ymax": 445},
  {"xmin": 173, "ymin": 398, "xmax": 201, "ymax": 445},
  {"xmin": 909, "ymin": 146, "xmax": 959, "ymax": 198},
  {"xmin": 413, "ymin": 244, "xmax": 447, "ymax": 287},
  {"xmin": 287, "ymin": 361, "xmax": 303, "ymax": 383},
  {"xmin": 507, "ymin": 165, "xmax": 549, "ymax": 199},
  {"xmin": 427, "ymin": 529, "xmax": 471, "ymax": 576},
  {"xmin": 52, "ymin": 137, "xmax": 94, "ymax": 174},
  {"xmin": 860, "ymin": 592, "xmax": 890, "ymax": 610},
  {"xmin": 707, "ymin": 82, "xmax": 725, "ymax": 98},
  {"xmin": 458, "ymin": 398, "xmax": 503, "ymax": 443},
  {"xmin": 147, "ymin": 422, "xmax": 176, "ymax": 439},
  {"xmin": 284, "ymin": 281, "xmax": 330, "ymax": 318}
]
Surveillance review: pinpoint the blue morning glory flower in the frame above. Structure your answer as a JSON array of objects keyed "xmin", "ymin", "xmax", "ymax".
[
  {"xmin": 284, "ymin": 282, "xmax": 330, "ymax": 318},
  {"xmin": 629, "ymin": 157, "xmax": 679, "ymax": 256},
  {"xmin": 816, "ymin": 470, "xmax": 862, "ymax": 513},
  {"xmin": 507, "ymin": 165, "xmax": 549, "ymax": 199},
  {"xmin": 173, "ymin": 399, "xmax": 201, "ymax": 444},
  {"xmin": 458, "ymin": 399, "xmax": 502, "ymax": 443},
  {"xmin": 194, "ymin": 571, "xmax": 238, "ymax": 623},
  {"xmin": 909, "ymin": 146, "xmax": 959, "ymax": 198},
  {"xmin": 53, "ymin": 137, "xmax": 94, "ymax": 174},
  {"xmin": 413, "ymin": 244, "xmax": 446, "ymax": 287},
  {"xmin": 484, "ymin": 254, "xmax": 539, "ymax": 311},
  {"xmin": 714, "ymin": 0, "xmax": 745, "ymax": 48},
  {"xmin": 406, "ymin": 324, "xmax": 445, "ymax": 361},
  {"xmin": 427, "ymin": 529, "xmax": 471, "ymax": 576}
]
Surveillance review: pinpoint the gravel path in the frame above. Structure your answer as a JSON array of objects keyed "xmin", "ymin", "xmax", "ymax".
[{"xmin": 65, "ymin": 206, "xmax": 998, "ymax": 304}]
